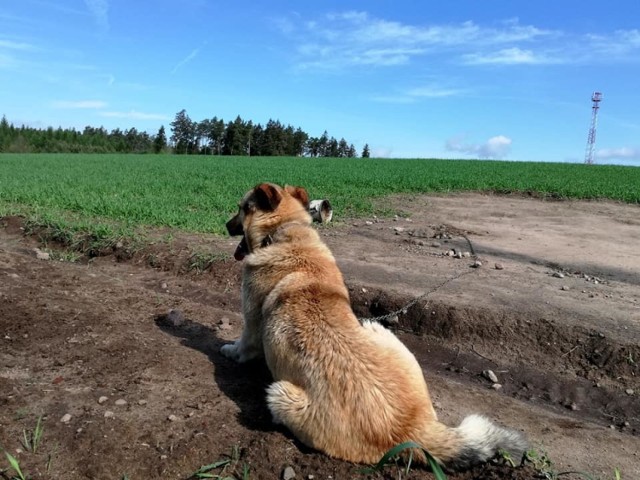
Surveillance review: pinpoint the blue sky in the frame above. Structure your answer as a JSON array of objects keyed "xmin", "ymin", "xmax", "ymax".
[{"xmin": 1, "ymin": 1, "xmax": 639, "ymax": 164}]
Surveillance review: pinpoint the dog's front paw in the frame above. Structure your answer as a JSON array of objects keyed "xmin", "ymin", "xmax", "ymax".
[
  {"xmin": 220, "ymin": 341, "xmax": 242, "ymax": 362},
  {"xmin": 220, "ymin": 340, "xmax": 262, "ymax": 363}
]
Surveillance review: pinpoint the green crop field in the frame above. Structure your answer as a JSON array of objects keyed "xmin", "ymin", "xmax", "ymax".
[{"xmin": 1, "ymin": 153, "xmax": 638, "ymax": 237}]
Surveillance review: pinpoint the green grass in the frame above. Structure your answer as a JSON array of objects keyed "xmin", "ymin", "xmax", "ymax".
[
  {"xmin": 2, "ymin": 451, "xmax": 27, "ymax": 480},
  {"xmin": 360, "ymin": 441, "xmax": 447, "ymax": 479},
  {"xmin": 1, "ymin": 154, "xmax": 639, "ymax": 237},
  {"xmin": 21, "ymin": 416, "xmax": 44, "ymax": 454}
]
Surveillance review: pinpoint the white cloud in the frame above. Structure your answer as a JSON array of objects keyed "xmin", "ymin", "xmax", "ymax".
[
  {"xmin": 595, "ymin": 147, "xmax": 640, "ymax": 161},
  {"xmin": 282, "ymin": 11, "xmax": 554, "ymax": 70},
  {"xmin": 99, "ymin": 110, "xmax": 169, "ymax": 121},
  {"xmin": 280, "ymin": 11, "xmax": 640, "ymax": 72},
  {"xmin": 0, "ymin": 39, "xmax": 37, "ymax": 51},
  {"xmin": 461, "ymin": 47, "xmax": 558, "ymax": 65},
  {"xmin": 84, "ymin": 0, "xmax": 109, "ymax": 32},
  {"xmin": 587, "ymin": 29, "xmax": 640, "ymax": 57},
  {"xmin": 371, "ymin": 146, "xmax": 393, "ymax": 158},
  {"xmin": 52, "ymin": 100, "xmax": 107, "ymax": 109},
  {"xmin": 172, "ymin": 47, "xmax": 201, "ymax": 74},
  {"xmin": 406, "ymin": 85, "xmax": 465, "ymax": 98},
  {"xmin": 446, "ymin": 135, "xmax": 512, "ymax": 159},
  {"xmin": 372, "ymin": 83, "xmax": 466, "ymax": 103}
]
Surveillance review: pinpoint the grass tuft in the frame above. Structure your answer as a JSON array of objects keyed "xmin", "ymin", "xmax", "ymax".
[
  {"xmin": 360, "ymin": 441, "xmax": 447, "ymax": 479},
  {"xmin": 21, "ymin": 416, "xmax": 44, "ymax": 454},
  {"xmin": 3, "ymin": 451, "xmax": 27, "ymax": 480}
]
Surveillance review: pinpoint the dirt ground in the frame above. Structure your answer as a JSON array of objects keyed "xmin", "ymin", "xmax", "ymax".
[{"xmin": 1, "ymin": 192, "xmax": 639, "ymax": 480}]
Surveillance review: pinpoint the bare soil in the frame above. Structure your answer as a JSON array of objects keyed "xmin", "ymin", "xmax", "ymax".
[{"xmin": 1, "ymin": 193, "xmax": 639, "ymax": 480}]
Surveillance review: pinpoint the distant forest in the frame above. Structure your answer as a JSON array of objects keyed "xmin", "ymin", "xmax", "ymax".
[{"xmin": 0, "ymin": 110, "xmax": 370, "ymax": 158}]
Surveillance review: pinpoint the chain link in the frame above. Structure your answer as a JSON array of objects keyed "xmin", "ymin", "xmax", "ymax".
[{"xmin": 358, "ymin": 233, "xmax": 478, "ymax": 324}]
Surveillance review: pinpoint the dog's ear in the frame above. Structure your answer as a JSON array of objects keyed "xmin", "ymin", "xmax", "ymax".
[
  {"xmin": 285, "ymin": 185, "xmax": 309, "ymax": 209},
  {"xmin": 254, "ymin": 183, "xmax": 283, "ymax": 211}
]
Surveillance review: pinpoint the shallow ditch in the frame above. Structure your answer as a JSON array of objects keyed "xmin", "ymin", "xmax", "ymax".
[{"xmin": 349, "ymin": 285, "xmax": 640, "ymax": 437}]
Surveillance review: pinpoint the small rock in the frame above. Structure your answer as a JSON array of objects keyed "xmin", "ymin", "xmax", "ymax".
[
  {"xmin": 561, "ymin": 286, "xmax": 570, "ymax": 291},
  {"xmin": 365, "ymin": 221, "xmax": 373, "ymax": 226},
  {"xmin": 462, "ymin": 251, "xmax": 471, "ymax": 258},
  {"xmin": 104, "ymin": 411, "xmax": 115, "ymax": 419},
  {"xmin": 482, "ymin": 370, "xmax": 499, "ymax": 383},
  {"xmin": 283, "ymin": 466, "xmax": 296, "ymax": 480},
  {"xmin": 361, "ymin": 288, "xmax": 367, "ymax": 293},
  {"xmin": 472, "ymin": 260, "xmax": 483, "ymax": 268},
  {"xmin": 160, "ymin": 455, "xmax": 168, "ymax": 460},
  {"xmin": 115, "ymin": 399, "xmax": 127, "ymax": 406},
  {"xmin": 386, "ymin": 315, "xmax": 399, "ymax": 325},
  {"xmin": 34, "ymin": 248, "xmax": 50, "ymax": 260},
  {"xmin": 308, "ymin": 475, "xmax": 315, "ymax": 480},
  {"xmin": 454, "ymin": 251, "xmax": 463, "ymax": 259},
  {"xmin": 569, "ymin": 402, "xmax": 578, "ymax": 411},
  {"xmin": 160, "ymin": 282, "xmax": 168, "ymax": 290},
  {"xmin": 218, "ymin": 317, "xmax": 232, "ymax": 330},
  {"xmin": 626, "ymin": 389, "xmax": 635, "ymax": 396},
  {"xmin": 98, "ymin": 396, "xmax": 108, "ymax": 404},
  {"xmin": 494, "ymin": 263, "xmax": 504, "ymax": 270},
  {"xmin": 393, "ymin": 227, "xmax": 405, "ymax": 234},
  {"xmin": 553, "ymin": 272, "xmax": 565, "ymax": 278},
  {"xmin": 431, "ymin": 242, "xmax": 441, "ymax": 248},
  {"xmin": 60, "ymin": 413, "xmax": 72, "ymax": 423},
  {"xmin": 609, "ymin": 424, "xmax": 616, "ymax": 429},
  {"xmin": 76, "ymin": 427, "xmax": 83, "ymax": 434},
  {"xmin": 166, "ymin": 309, "xmax": 184, "ymax": 327},
  {"xmin": 624, "ymin": 421, "xmax": 631, "ymax": 428},
  {"xmin": 8, "ymin": 273, "xmax": 19, "ymax": 279},
  {"xmin": 168, "ymin": 414, "xmax": 179, "ymax": 422},
  {"xmin": 138, "ymin": 399, "xmax": 148, "ymax": 406},
  {"xmin": 491, "ymin": 383, "xmax": 502, "ymax": 390}
]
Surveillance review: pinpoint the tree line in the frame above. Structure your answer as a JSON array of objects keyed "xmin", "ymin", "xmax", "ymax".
[
  {"xmin": 0, "ymin": 115, "xmax": 167, "ymax": 154},
  {"xmin": 0, "ymin": 112, "xmax": 370, "ymax": 157},
  {"xmin": 169, "ymin": 109, "xmax": 367, "ymax": 157}
]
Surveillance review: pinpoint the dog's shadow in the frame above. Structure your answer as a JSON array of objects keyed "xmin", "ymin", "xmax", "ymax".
[{"xmin": 154, "ymin": 312, "xmax": 277, "ymax": 433}]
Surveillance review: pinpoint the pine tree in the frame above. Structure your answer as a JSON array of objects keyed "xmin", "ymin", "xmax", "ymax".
[
  {"xmin": 362, "ymin": 143, "xmax": 370, "ymax": 158},
  {"xmin": 154, "ymin": 125, "xmax": 167, "ymax": 153},
  {"xmin": 170, "ymin": 109, "xmax": 195, "ymax": 154}
]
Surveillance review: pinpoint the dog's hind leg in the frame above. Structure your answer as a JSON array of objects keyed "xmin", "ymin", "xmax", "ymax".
[{"xmin": 266, "ymin": 381, "xmax": 316, "ymax": 446}]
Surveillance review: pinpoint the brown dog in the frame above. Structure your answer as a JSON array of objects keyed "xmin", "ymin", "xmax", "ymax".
[{"xmin": 221, "ymin": 183, "xmax": 527, "ymax": 469}]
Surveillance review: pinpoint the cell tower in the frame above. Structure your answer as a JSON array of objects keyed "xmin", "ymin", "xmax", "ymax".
[{"xmin": 584, "ymin": 91, "xmax": 603, "ymax": 165}]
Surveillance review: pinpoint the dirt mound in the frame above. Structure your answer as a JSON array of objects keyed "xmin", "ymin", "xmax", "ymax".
[{"xmin": 1, "ymin": 193, "xmax": 639, "ymax": 479}]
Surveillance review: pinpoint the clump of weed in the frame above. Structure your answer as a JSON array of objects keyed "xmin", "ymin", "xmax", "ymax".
[
  {"xmin": 187, "ymin": 445, "xmax": 249, "ymax": 479},
  {"xmin": 21, "ymin": 416, "xmax": 44, "ymax": 453},
  {"xmin": 360, "ymin": 441, "xmax": 447, "ymax": 480},
  {"xmin": 187, "ymin": 250, "xmax": 229, "ymax": 274}
]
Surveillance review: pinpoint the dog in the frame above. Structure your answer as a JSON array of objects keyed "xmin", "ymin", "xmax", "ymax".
[{"xmin": 221, "ymin": 182, "xmax": 527, "ymax": 469}]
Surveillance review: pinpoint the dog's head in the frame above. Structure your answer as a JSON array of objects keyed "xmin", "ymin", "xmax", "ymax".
[{"xmin": 226, "ymin": 183, "xmax": 310, "ymax": 261}]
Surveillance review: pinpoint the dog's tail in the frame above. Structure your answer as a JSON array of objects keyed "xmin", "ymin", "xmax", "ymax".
[{"xmin": 417, "ymin": 414, "xmax": 528, "ymax": 470}]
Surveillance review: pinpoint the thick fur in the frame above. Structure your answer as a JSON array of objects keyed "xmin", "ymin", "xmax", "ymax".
[{"xmin": 221, "ymin": 183, "xmax": 527, "ymax": 469}]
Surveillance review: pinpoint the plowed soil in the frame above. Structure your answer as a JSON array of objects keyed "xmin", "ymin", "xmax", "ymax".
[{"xmin": 1, "ymin": 193, "xmax": 639, "ymax": 480}]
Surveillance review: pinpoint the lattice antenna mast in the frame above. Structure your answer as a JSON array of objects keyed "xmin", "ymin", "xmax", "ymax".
[{"xmin": 584, "ymin": 91, "xmax": 603, "ymax": 165}]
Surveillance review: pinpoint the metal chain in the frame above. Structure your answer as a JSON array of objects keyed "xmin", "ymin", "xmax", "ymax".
[{"xmin": 358, "ymin": 232, "xmax": 478, "ymax": 324}]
